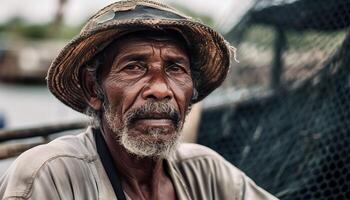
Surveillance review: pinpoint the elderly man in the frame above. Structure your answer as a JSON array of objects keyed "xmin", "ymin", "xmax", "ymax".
[{"xmin": 0, "ymin": 1, "xmax": 278, "ymax": 200}]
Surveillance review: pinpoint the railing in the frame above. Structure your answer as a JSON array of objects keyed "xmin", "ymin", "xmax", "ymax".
[{"xmin": 0, "ymin": 121, "xmax": 87, "ymax": 159}]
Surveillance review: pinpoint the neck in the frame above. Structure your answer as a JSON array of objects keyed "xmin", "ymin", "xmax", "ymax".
[{"xmin": 100, "ymin": 122, "xmax": 175, "ymax": 199}]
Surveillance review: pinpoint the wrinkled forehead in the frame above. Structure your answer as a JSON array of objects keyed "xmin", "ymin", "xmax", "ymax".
[{"xmin": 104, "ymin": 30, "xmax": 190, "ymax": 60}]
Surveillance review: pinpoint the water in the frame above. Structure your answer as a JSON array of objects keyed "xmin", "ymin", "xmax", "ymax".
[
  {"xmin": 0, "ymin": 82, "xmax": 85, "ymax": 174},
  {"xmin": 0, "ymin": 83, "xmax": 85, "ymax": 128}
]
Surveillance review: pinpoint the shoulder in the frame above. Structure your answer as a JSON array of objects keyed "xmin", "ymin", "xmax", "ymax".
[
  {"xmin": 172, "ymin": 143, "xmax": 243, "ymax": 180},
  {"xmin": 171, "ymin": 144, "xmax": 244, "ymax": 198},
  {"xmin": 171, "ymin": 143, "xmax": 279, "ymax": 200},
  {"xmin": 0, "ymin": 128, "xmax": 97, "ymax": 199},
  {"xmin": 12, "ymin": 128, "xmax": 97, "ymax": 172}
]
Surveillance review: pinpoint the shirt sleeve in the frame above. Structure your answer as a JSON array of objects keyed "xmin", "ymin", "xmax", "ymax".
[{"xmin": 213, "ymin": 157, "xmax": 279, "ymax": 200}]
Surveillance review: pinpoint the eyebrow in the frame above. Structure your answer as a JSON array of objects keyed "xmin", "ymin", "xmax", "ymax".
[
  {"xmin": 116, "ymin": 53, "xmax": 150, "ymax": 62},
  {"xmin": 165, "ymin": 55, "xmax": 189, "ymax": 64},
  {"xmin": 114, "ymin": 52, "xmax": 189, "ymax": 65},
  {"xmin": 111, "ymin": 53, "xmax": 149, "ymax": 69}
]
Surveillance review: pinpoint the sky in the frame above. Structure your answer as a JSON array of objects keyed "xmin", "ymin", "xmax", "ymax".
[{"xmin": 0, "ymin": 0, "xmax": 254, "ymax": 33}]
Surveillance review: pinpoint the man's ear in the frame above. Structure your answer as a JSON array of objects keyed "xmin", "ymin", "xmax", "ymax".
[{"xmin": 80, "ymin": 69, "xmax": 103, "ymax": 111}]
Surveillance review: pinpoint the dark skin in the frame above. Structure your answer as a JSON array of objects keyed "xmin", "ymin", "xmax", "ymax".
[{"xmin": 82, "ymin": 34, "xmax": 193, "ymax": 200}]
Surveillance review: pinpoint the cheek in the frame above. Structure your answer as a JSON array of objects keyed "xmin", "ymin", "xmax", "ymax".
[
  {"xmin": 103, "ymin": 75, "xmax": 144, "ymax": 113},
  {"xmin": 169, "ymin": 76, "xmax": 193, "ymax": 113}
]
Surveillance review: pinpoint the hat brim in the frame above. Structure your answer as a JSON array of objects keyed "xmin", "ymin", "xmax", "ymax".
[{"xmin": 47, "ymin": 19, "xmax": 231, "ymax": 113}]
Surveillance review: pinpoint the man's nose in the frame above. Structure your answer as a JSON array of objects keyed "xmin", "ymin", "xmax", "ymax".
[{"xmin": 141, "ymin": 72, "xmax": 174, "ymax": 101}]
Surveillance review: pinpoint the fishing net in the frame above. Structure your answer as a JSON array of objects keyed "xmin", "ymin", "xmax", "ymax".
[{"xmin": 197, "ymin": 0, "xmax": 350, "ymax": 199}]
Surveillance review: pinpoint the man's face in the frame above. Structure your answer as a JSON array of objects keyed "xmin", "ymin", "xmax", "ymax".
[{"xmin": 99, "ymin": 34, "xmax": 193, "ymax": 158}]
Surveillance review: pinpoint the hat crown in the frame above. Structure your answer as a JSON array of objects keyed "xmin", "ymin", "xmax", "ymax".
[{"xmin": 81, "ymin": 0, "xmax": 191, "ymax": 34}]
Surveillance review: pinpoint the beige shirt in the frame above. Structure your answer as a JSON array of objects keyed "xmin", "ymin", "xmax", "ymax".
[{"xmin": 0, "ymin": 127, "xmax": 278, "ymax": 200}]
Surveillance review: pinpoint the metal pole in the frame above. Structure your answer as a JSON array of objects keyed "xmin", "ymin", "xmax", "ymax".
[{"xmin": 270, "ymin": 26, "xmax": 286, "ymax": 89}]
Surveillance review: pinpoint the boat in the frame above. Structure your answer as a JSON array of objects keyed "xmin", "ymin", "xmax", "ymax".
[{"xmin": 0, "ymin": 38, "xmax": 66, "ymax": 84}]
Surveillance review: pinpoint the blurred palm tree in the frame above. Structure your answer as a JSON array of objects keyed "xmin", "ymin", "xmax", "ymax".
[{"xmin": 50, "ymin": 0, "xmax": 68, "ymax": 37}]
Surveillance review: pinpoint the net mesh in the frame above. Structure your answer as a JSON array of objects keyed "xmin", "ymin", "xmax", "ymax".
[{"xmin": 197, "ymin": 0, "xmax": 350, "ymax": 199}]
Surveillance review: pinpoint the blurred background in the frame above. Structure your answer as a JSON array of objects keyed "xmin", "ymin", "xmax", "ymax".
[{"xmin": 1, "ymin": 0, "xmax": 350, "ymax": 199}]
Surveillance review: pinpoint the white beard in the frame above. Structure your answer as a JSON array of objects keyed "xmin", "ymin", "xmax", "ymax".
[{"xmin": 104, "ymin": 104, "xmax": 182, "ymax": 158}]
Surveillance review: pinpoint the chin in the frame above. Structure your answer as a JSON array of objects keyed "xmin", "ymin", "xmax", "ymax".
[
  {"xmin": 119, "ymin": 127, "xmax": 181, "ymax": 158},
  {"xmin": 104, "ymin": 105, "xmax": 184, "ymax": 158}
]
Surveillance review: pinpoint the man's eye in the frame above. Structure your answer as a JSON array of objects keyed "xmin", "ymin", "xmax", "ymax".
[
  {"xmin": 166, "ymin": 64, "xmax": 186, "ymax": 73},
  {"xmin": 122, "ymin": 64, "xmax": 145, "ymax": 71}
]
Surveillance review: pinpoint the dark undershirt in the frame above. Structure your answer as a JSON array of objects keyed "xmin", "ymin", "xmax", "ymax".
[{"xmin": 93, "ymin": 128, "xmax": 127, "ymax": 200}]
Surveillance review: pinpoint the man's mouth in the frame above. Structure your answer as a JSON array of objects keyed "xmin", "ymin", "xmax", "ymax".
[
  {"xmin": 134, "ymin": 118, "xmax": 174, "ymax": 126},
  {"xmin": 124, "ymin": 101, "xmax": 181, "ymax": 132},
  {"xmin": 131, "ymin": 113, "xmax": 177, "ymax": 127}
]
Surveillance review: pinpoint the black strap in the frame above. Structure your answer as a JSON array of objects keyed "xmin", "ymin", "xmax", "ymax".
[{"xmin": 94, "ymin": 129, "xmax": 127, "ymax": 200}]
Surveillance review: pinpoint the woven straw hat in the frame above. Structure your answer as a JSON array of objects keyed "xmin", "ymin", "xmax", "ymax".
[{"xmin": 47, "ymin": 0, "xmax": 233, "ymax": 113}]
